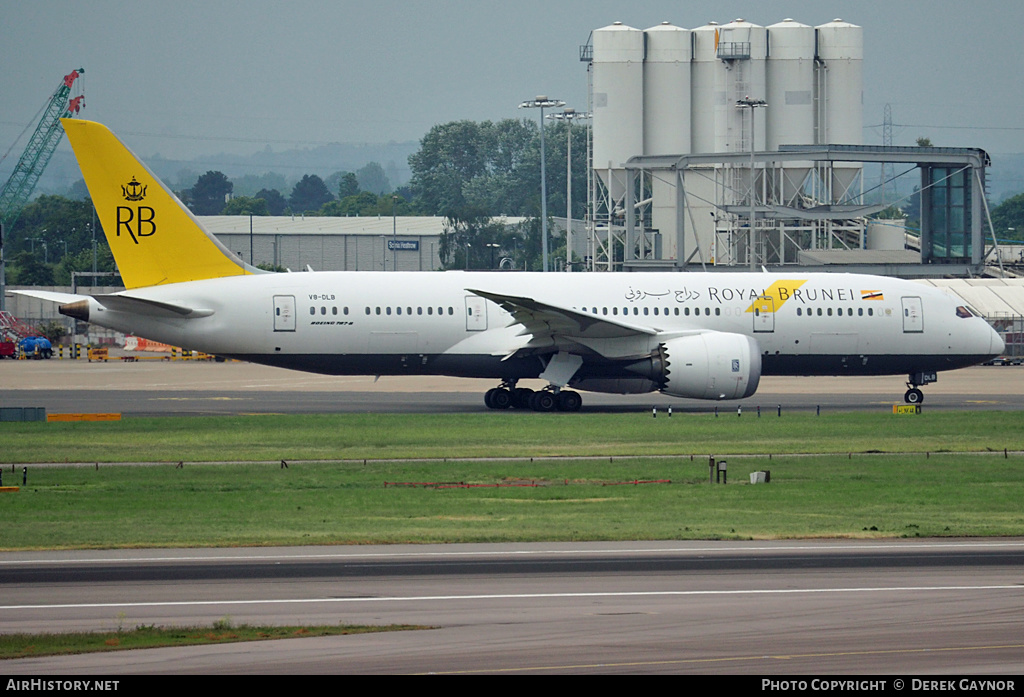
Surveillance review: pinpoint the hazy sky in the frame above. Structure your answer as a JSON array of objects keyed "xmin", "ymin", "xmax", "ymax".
[{"xmin": 3, "ymin": 0, "xmax": 1024, "ymax": 163}]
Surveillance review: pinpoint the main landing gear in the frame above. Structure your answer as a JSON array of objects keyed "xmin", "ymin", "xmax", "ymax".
[
  {"xmin": 484, "ymin": 381, "xmax": 583, "ymax": 412},
  {"xmin": 903, "ymin": 371, "xmax": 938, "ymax": 404}
]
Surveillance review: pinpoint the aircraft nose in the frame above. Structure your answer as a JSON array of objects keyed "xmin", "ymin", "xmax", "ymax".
[{"xmin": 989, "ymin": 323, "xmax": 1005, "ymax": 356}]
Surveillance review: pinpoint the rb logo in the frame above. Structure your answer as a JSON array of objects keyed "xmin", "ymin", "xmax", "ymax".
[{"xmin": 117, "ymin": 176, "xmax": 156, "ymax": 244}]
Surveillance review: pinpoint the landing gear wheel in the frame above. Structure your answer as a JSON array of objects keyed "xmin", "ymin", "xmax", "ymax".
[
  {"xmin": 490, "ymin": 388, "xmax": 512, "ymax": 409},
  {"xmin": 529, "ymin": 391, "xmax": 557, "ymax": 412},
  {"xmin": 511, "ymin": 387, "xmax": 534, "ymax": 409},
  {"xmin": 556, "ymin": 390, "xmax": 582, "ymax": 412},
  {"xmin": 904, "ymin": 388, "xmax": 924, "ymax": 404}
]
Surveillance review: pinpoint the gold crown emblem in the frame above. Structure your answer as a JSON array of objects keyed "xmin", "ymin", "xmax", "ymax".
[{"xmin": 122, "ymin": 176, "xmax": 147, "ymax": 202}]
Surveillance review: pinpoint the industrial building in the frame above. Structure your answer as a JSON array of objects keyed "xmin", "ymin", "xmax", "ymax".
[{"xmin": 581, "ymin": 17, "xmax": 1000, "ymax": 277}]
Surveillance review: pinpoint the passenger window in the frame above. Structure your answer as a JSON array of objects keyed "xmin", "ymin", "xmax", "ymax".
[
  {"xmin": 309, "ymin": 307, "xmax": 315, "ymax": 316},
  {"xmin": 332, "ymin": 307, "xmax": 337, "ymax": 315}
]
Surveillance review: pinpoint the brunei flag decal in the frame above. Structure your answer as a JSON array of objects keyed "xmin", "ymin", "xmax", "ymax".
[{"xmin": 861, "ymin": 290, "xmax": 885, "ymax": 301}]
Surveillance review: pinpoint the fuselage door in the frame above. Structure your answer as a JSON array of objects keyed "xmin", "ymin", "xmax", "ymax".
[
  {"xmin": 465, "ymin": 295, "xmax": 487, "ymax": 331},
  {"xmin": 752, "ymin": 295, "xmax": 775, "ymax": 333},
  {"xmin": 901, "ymin": 296, "xmax": 924, "ymax": 333},
  {"xmin": 273, "ymin": 295, "xmax": 296, "ymax": 332}
]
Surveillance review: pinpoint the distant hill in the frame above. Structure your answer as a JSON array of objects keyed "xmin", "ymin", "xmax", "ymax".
[{"xmin": 5, "ymin": 139, "xmax": 419, "ymax": 200}]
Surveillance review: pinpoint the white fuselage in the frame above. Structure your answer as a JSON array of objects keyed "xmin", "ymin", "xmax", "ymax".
[{"xmin": 76, "ymin": 270, "xmax": 1002, "ymax": 395}]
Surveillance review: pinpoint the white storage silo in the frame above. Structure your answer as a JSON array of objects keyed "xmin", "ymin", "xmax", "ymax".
[
  {"xmin": 689, "ymin": 21, "xmax": 719, "ymax": 155},
  {"xmin": 643, "ymin": 21, "xmax": 691, "ymax": 156},
  {"xmin": 644, "ymin": 22, "xmax": 691, "ymax": 260},
  {"xmin": 686, "ymin": 22, "xmax": 722, "ymax": 264},
  {"xmin": 816, "ymin": 19, "xmax": 863, "ymax": 202},
  {"xmin": 766, "ymin": 19, "xmax": 815, "ymax": 205},
  {"xmin": 714, "ymin": 19, "xmax": 767, "ymax": 156},
  {"xmin": 592, "ymin": 22, "xmax": 645, "ymax": 201}
]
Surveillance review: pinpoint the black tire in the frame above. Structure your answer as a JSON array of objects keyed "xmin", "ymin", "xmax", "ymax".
[
  {"xmin": 556, "ymin": 390, "xmax": 582, "ymax": 412},
  {"xmin": 530, "ymin": 391, "xmax": 556, "ymax": 412},
  {"xmin": 490, "ymin": 388, "xmax": 512, "ymax": 409},
  {"xmin": 904, "ymin": 388, "xmax": 923, "ymax": 404},
  {"xmin": 511, "ymin": 387, "xmax": 534, "ymax": 409}
]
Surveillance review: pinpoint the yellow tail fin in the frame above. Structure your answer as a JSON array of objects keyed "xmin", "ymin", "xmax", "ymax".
[{"xmin": 62, "ymin": 119, "xmax": 253, "ymax": 289}]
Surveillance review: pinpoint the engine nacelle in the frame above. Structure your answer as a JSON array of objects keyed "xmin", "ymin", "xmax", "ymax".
[{"xmin": 658, "ymin": 333, "xmax": 761, "ymax": 400}]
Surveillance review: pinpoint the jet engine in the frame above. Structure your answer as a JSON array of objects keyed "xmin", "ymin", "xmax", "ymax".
[{"xmin": 625, "ymin": 332, "xmax": 761, "ymax": 400}]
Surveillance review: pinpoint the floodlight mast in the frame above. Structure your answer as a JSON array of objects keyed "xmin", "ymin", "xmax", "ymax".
[
  {"xmin": 736, "ymin": 97, "xmax": 767, "ymax": 271},
  {"xmin": 519, "ymin": 96, "xmax": 565, "ymax": 272},
  {"xmin": 547, "ymin": 108, "xmax": 591, "ymax": 272}
]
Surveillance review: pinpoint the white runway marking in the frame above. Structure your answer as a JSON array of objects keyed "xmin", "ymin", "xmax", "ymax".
[
  {"xmin": 3, "ymin": 540, "xmax": 1023, "ymax": 566},
  {"xmin": 2, "ymin": 585, "xmax": 1021, "ymax": 611}
]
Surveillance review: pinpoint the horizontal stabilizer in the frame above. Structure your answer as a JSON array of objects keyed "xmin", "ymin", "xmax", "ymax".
[
  {"xmin": 94, "ymin": 294, "xmax": 213, "ymax": 318},
  {"xmin": 10, "ymin": 289, "xmax": 89, "ymax": 305}
]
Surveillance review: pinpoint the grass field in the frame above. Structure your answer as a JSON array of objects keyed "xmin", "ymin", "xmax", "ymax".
[
  {"xmin": 2, "ymin": 411, "xmax": 1022, "ymax": 464},
  {"xmin": 1, "ymin": 411, "xmax": 1022, "ymax": 549}
]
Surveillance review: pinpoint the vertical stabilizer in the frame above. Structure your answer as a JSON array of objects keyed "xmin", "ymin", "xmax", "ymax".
[{"xmin": 62, "ymin": 119, "xmax": 253, "ymax": 289}]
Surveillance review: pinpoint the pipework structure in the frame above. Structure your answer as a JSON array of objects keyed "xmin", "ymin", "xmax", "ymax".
[{"xmin": 583, "ymin": 18, "xmax": 881, "ymax": 272}]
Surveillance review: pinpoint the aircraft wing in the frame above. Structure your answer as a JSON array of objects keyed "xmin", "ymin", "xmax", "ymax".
[
  {"xmin": 467, "ymin": 288, "xmax": 658, "ymax": 339},
  {"xmin": 467, "ymin": 288, "xmax": 669, "ymax": 361}
]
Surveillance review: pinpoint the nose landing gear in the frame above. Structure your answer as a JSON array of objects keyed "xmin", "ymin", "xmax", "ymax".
[{"xmin": 904, "ymin": 371, "xmax": 937, "ymax": 404}]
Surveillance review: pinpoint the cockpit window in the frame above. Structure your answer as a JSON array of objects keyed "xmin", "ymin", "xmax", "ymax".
[{"xmin": 955, "ymin": 305, "xmax": 979, "ymax": 319}]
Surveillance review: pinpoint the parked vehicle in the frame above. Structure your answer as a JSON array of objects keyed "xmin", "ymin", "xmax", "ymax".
[{"xmin": 18, "ymin": 336, "xmax": 53, "ymax": 359}]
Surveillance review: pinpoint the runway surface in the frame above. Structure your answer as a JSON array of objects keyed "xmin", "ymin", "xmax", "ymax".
[
  {"xmin": 2, "ymin": 540, "xmax": 1023, "ymax": 674},
  {"xmin": 2, "ymin": 359, "xmax": 1022, "ymax": 414}
]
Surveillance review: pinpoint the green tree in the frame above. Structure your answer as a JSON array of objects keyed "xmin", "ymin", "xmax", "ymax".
[
  {"xmin": 9, "ymin": 250, "xmax": 53, "ymax": 286},
  {"xmin": 190, "ymin": 171, "xmax": 233, "ymax": 215},
  {"xmin": 329, "ymin": 172, "xmax": 360, "ymax": 199},
  {"xmin": 6, "ymin": 195, "xmax": 102, "ymax": 261},
  {"xmin": 356, "ymin": 162, "xmax": 391, "ymax": 195},
  {"xmin": 53, "ymin": 246, "xmax": 116, "ymax": 286},
  {"xmin": 254, "ymin": 188, "xmax": 288, "ymax": 216},
  {"xmin": 221, "ymin": 196, "xmax": 270, "ymax": 216},
  {"xmin": 289, "ymin": 174, "xmax": 334, "ymax": 214},
  {"xmin": 991, "ymin": 192, "xmax": 1024, "ymax": 241}
]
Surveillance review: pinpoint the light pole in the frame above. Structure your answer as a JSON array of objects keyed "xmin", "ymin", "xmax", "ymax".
[
  {"xmin": 392, "ymin": 195, "xmax": 399, "ymax": 272},
  {"xmin": 546, "ymin": 108, "xmax": 590, "ymax": 272},
  {"xmin": 486, "ymin": 242, "xmax": 500, "ymax": 269},
  {"xmin": 519, "ymin": 95, "xmax": 565, "ymax": 272},
  {"xmin": 736, "ymin": 97, "xmax": 767, "ymax": 270}
]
